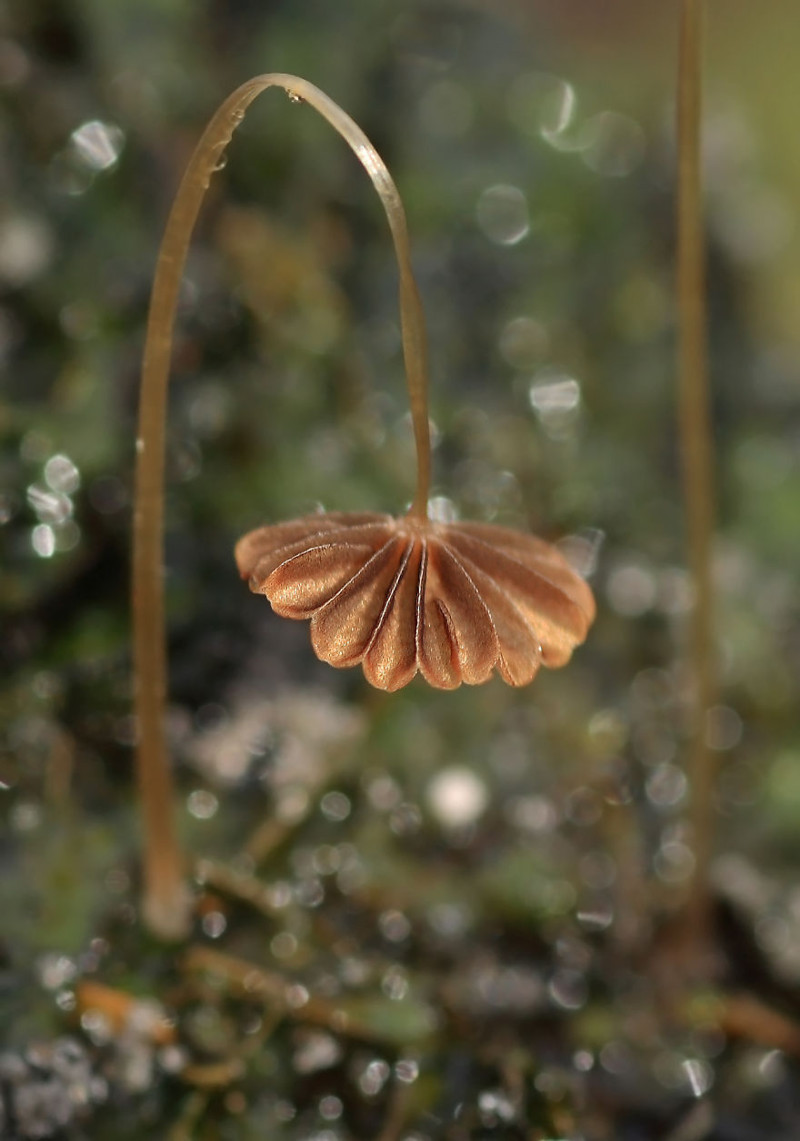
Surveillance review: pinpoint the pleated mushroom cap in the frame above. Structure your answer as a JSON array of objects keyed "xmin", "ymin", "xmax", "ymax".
[{"xmin": 235, "ymin": 511, "xmax": 595, "ymax": 691}]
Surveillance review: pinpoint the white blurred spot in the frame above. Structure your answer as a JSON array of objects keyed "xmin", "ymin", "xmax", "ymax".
[
  {"xmin": 655, "ymin": 839, "xmax": 695, "ymax": 883},
  {"xmin": 293, "ymin": 1030, "xmax": 343, "ymax": 1075},
  {"xmin": 320, "ymin": 790, "xmax": 351, "ymax": 822},
  {"xmin": 389, "ymin": 801, "xmax": 422, "ymax": 836},
  {"xmin": 558, "ymin": 529, "xmax": 604, "ymax": 578},
  {"xmin": 270, "ymin": 931, "xmax": 298, "ymax": 959},
  {"xmin": 507, "ymin": 72, "xmax": 577, "ymax": 144},
  {"xmin": 71, "ymin": 120, "xmax": 124, "ymax": 171},
  {"xmin": 319, "ymin": 1095, "xmax": 343, "ymax": 1121},
  {"xmin": 426, "ymin": 766, "xmax": 488, "ymax": 828},
  {"xmin": 31, "ymin": 523, "xmax": 56, "ymax": 557},
  {"xmin": 395, "ymin": 1058, "xmax": 419, "ymax": 1083},
  {"xmin": 265, "ymin": 881, "xmax": 292, "ymax": 909},
  {"xmin": 565, "ymin": 786, "xmax": 603, "ymax": 827},
  {"xmin": 312, "ymin": 844, "xmax": 341, "ymax": 876},
  {"xmin": 378, "ymin": 909, "xmax": 411, "ymax": 943},
  {"xmin": 201, "ymin": 910, "xmax": 227, "ymax": 939},
  {"xmin": 0, "ymin": 214, "xmax": 53, "ymax": 287},
  {"xmin": 366, "ymin": 774, "xmax": 402, "ymax": 811},
  {"xmin": 187, "ymin": 789, "xmax": 219, "ymax": 820},
  {"xmin": 479, "ymin": 1088, "xmax": 516, "ymax": 1124},
  {"xmin": 12, "ymin": 802, "xmax": 42, "ymax": 831},
  {"xmin": 44, "ymin": 454, "xmax": 80, "ymax": 495},
  {"xmin": 55, "ymin": 520, "xmax": 81, "ymax": 552},
  {"xmin": 427, "ymin": 495, "xmax": 458, "ymax": 523},
  {"xmin": 476, "ymin": 184, "xmax": 530, "ymax": 246},
  {"xmin": 507, "ymin": 794, "xmax": 558, "ymax": 833},
  {"xmin": 529, "ymin": 369, "xmax": 582, "ymax": 439},
  {"xmin": 607, "ymin": 560, "xmax": 657, "ymax": 616},
  {"xmin": 657, "ymin": 567, "xmax": 695, "ymax": 615},
  {"xmin": 38, "ymin": 953, "xmax": 77, "ymax": 991},
  {"xmin": 381, "ymin": 964, "xmax": 409, "ymax": 1000},
  {"xmin": 27, "ymin": 484, "xmax": 72, "ymax": 525},
  {"xmin": 528, "ymin": 373, "xmax": 581, "ymax": 414},
  {"xmin": 498, "ymin": 315, "xmax": 549, "ymax": 369},
  {"xmin": 580, "ymin": 111, "xmax": 645, "ymax": 178},
  {"xmin": 576, "ymin": 903, "xmax": 614, "ymax": 931},
  {"xmin": 359, "ymin": 1058, "xmax": 390, "ymax": 1096},
  {"xmin": 705, "ymin": 705, "xmax": 743, "ymax": 751},
  {"xmin": 188, "ymin": 383, "xmax": 232, "ymax": 439},
  {"xmin": 682, "ymin": 1057, "xmax": 714, "ymax": 1097},
  {"xmin": 757, "ymin": 1050, "xmax": 786, "ymax": 1085},
  {"xmin": 548, "ymin": 968, "xmax": 588, "ymax": 1010},
  {"xmin": 600, "ymin": 1040, "xmax": 634, "ymax": 1075},
  {"xmin": 646, "ymin": 764, "xmax": 688, "ymax": 809},
  {"xmin": 284, "ymin": 984, "xmax": 309, "ymax": 1009},
  {"xmin": 427, "ymin": 900, "xmax": 473, "ymax": 939}
]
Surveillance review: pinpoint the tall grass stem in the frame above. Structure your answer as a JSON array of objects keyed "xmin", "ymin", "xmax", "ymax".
[{"xmin": 676, "ymin": 0, "xmax": 717, "ymax": 966}]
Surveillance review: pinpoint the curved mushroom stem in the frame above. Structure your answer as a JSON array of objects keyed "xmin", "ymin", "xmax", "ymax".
[{"xmin": 134, "ymin": 75, "xmax": 432, "ymax": 938}]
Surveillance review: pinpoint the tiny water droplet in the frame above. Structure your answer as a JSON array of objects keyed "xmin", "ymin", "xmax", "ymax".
[{"xmin": 287, "ymin": 91, "xmax": 304, "ymax": 105}]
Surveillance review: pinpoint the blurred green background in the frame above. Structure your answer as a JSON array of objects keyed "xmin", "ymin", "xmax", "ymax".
[{"xmin": 1, "ymin": 1, "xmax": 800, "ymax": 1138}]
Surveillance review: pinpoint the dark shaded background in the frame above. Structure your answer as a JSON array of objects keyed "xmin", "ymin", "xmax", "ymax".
[{"xmin": 2, "ymin": 1, "xmax": 800, "ymax": 1138}]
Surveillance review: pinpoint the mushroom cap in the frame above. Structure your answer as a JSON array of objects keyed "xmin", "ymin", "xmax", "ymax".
[{"xmin": 235, "ymin": 511, "xmax": 596, "ymax": 691}]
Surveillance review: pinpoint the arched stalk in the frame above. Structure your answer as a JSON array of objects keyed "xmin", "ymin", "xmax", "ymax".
[{"xmin": 133, "ymin": 75, "xmax": 432, "ymax": 939}]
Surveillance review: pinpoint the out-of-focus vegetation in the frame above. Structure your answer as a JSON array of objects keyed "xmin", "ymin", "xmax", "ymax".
[{"xmin": 2, "ymin": 1, "xmax": 800, "ymax": 1137}]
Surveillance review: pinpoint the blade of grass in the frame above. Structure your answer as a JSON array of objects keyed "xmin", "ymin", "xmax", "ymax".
[{"xmin": 675, "ymin": 0, "xmax": 717, "ymax": 970}]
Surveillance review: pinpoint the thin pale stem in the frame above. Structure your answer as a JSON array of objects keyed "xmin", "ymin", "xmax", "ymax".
[
  {"xmin": 675, "ymin": 0, "xmax": 717, "ymax": 966},
  {"xmin": 133, "ymin": 75, "xmax": 431, "ymax": 938}
]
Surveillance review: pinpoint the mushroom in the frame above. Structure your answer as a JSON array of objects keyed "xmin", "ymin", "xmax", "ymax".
[
  {"xmin": 134, "ymin": 74, "xmax": 595, "ymax": 939},
  {"xmin": 230, "ymin": 80, "xmax": 595, "ymax": 691},
  {"xmin": 235, "ymin": 512, "xmax": 594, "ymax": 692}
]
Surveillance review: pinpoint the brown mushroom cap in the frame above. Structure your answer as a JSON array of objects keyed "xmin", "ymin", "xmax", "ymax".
[{"xmin": 235, "ymin": 511, "xmax": 596, "ymax": 691}]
